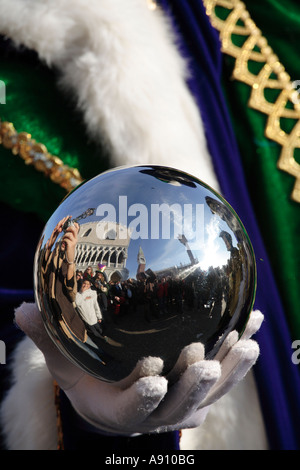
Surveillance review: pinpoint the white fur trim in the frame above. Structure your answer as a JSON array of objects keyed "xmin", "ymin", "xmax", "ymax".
[
  {"xmin": 0, "ymin": 0, "xmax": 218, "ymax": 189},
  {"xmin": 0, "ymin": 337, "xmax": 57, "ymax": 450}
]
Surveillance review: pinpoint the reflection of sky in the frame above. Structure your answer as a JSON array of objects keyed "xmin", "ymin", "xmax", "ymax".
[
  {"xmin": 41, "ymin": 166, "xmax": 240, "ymax": 276},
  {"xmin": 195, "ymin": 216, "xmax": 231, "ymax": 271},
  {"xmin": 125, "ymin": 214, "xmax": 233, "ymax": 278}
]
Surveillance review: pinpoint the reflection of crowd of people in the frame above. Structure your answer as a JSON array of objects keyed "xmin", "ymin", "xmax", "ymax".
[
  {"xmin": 96, "ymin": 275, "xmax": 194, "ymax": 321},
  {"xmin": 73, "ymin": 265, "xmax": 236, "ymax": 327},
  {"xmin": 75, "ymin": 269, "xmax": 187, "ymax": 322}
]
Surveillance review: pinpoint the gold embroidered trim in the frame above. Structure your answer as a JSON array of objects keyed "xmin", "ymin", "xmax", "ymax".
[
  {"xmin": 203, "ymin": 0, "xmax": 300, "ymax": 203},
  {"xmin": 0, "ymin": 119, "xmax": 84, "ymax": 192}
]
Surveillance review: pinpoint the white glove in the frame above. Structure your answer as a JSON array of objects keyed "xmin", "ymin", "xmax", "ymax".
[{"xmin": 15, "ymin": 302, "xmax": 263, "ymax": 435}]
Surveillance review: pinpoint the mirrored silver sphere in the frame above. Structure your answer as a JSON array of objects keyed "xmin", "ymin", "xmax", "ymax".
[{"xmin": 34, "ymin": 165, "xmax": 256, "ymax": 382}]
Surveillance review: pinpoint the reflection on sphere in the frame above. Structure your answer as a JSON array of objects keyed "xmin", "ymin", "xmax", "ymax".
[{"xmin": 34, "ymin": 165, "xmax": 256, "ymax": 382}]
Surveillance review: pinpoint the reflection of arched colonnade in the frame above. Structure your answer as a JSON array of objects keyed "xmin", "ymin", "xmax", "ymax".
[
  {"xmin": 74, "ymin": 221, "xmax": 130, "ymax": 281},
  {"xmin": 76, "ymin": 244, "xmax": 127, "ymax": 268}
]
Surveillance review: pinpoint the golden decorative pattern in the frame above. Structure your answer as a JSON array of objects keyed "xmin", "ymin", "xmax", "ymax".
[
  {"xmin": 203, "ymin": 0, "xmax": 300, "ymax": 203},
  {"xmin": 0, "ymin": 119, "xmax": 84, "ymax": 192}
]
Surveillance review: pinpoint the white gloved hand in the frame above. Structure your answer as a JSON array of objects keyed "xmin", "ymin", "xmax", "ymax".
[{"xmin": 15, "ymin": 302, "xmax": 263, "ymax": 435}]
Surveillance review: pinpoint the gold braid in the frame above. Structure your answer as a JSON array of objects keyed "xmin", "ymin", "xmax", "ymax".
[
  {"xmin": 203, "ymin": 0, "xmax": 300, "ymax": 203},
  {"xmin": 0, "ymin": 119, "xmax": 84, "ymax": 193}
]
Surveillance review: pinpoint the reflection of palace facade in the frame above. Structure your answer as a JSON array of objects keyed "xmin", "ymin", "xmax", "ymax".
[{"xmin": 74, "ymin": 221, "xmax": 130, "ymax": 281}]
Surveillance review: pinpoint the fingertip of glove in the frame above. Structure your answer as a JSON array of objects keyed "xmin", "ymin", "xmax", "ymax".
[
  {"xmin": 166, "ymin": 343, "xmax": 205, "ymax": 383},
  {"xmin": 231, "ymin": 338, "xmax": 260, "ymax": 363},
  {"xmin": 138, "ymin": 356, "xmax": 164, "ymax": 377},
  {"xmin": 14, "ymin": 302, "xmax": 40, "ymax": 320},
  {"xmin": 116, "ymin": 357, "xmax": 165, "ymax": 390},
  {"xmin": 14, "ymin": 302, "xmax": 31, "ymax": 327},
  {"xmin": 179, "ymin": 342, "xmax": 205, "ymax": 364},
  {"xmin": 115, "ymin": 376, "xmax": 169, "ymax": 427},
  {"xmin": 135, "ymin": 375, "xmax": 168, "ymax": 400},
  {"xmin": 186, "ymin": 360, "xmax": 221, "ymax": 385},
  {"xmin": 14, "ymin": 302, "xmax": 44, "ymax": 338},
  {"xmin": 252, "ymin": 309, "xmax": 264, "ymax": 322},
  {"xmin": 252, "ymin": 310, "xmax": 265, "ymax": 329},
  {"xmin": 243, "ymin": 310, "xmax": 264, "ymax": 339}
]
